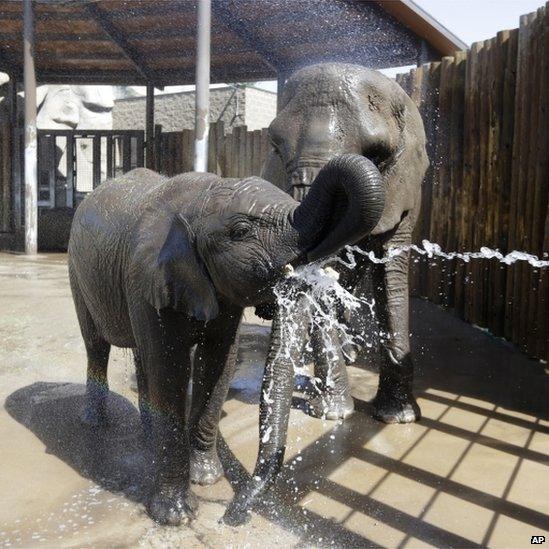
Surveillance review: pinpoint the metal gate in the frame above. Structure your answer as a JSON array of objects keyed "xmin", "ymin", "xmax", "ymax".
[{"xmin": 36, "ymin": 129, "xmax": 145, "ymax": 209}]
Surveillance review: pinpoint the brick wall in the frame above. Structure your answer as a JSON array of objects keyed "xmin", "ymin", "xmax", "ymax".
[{"xmin": 113, "ymin": 85, "xmax": 277, "ymax": 132}]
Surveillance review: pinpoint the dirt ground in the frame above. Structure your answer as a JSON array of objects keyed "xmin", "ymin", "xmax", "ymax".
[{"xmin": 0, "ymin": 252, "xmax": 547, "ymax": 548}]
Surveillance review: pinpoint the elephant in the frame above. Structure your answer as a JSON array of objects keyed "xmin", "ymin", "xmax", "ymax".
[
  {"xmin": 223, "ymin": 63, "xmax": 428, "ymax": 524},
  {"xmin": 67, "ymin": 154, "xmax": 385, "ymax": 526}
]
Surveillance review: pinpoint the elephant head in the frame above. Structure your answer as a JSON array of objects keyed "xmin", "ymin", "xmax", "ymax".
[
  {"xmin": 130, "ymin": 154, "xmax": 385, "ymax": 321},
  {"xmin": 262, "ymin": 63, "xmax": 428, "ymax": 235}
]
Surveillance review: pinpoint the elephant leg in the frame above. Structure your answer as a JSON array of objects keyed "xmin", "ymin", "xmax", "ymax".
[
  {"xmin": 133, "ymin": 348, "xmax": 151, "ymax": 439},
  {"xmin": 190, "ymin": 306, "xmax": 242, "ymax": 485},
  {"xmin": 131, "ymin": 306, "xmax": 197, "ymax": 526},
  {"xmin": 71, "ymin": 276, "xmax": 111, "ymax": 427},
  {"xmin": 307, "ymin": 322, "xmax": 354, "ymax": 420},
  {"xmin": 372, "ymin": 218, "xmax": 421, "ymax": 424}
]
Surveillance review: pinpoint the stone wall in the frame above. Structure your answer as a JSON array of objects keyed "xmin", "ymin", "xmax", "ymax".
[{"xmin": 113, "ymin": 85, "xmax": 277, "ymax": 132}]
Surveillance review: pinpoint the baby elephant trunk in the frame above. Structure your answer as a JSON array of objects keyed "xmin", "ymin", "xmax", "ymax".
[{"xmin": 223, "ymin": 306, "xmax": 294, "ymax": 525}]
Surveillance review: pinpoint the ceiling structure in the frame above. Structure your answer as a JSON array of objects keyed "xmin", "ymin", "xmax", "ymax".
[{"xmin": 0, "ymin": 0, "xmax": 467, "ymax": 86}]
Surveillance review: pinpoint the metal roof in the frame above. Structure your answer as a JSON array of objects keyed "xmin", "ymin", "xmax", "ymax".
[{"xmin": 0, "ymin": 0, "xmax": 468, "ymax": 86}]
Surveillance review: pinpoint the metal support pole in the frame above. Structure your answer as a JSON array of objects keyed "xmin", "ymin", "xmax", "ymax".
[
  {"xmin": 145, "ymin": 83, "xmax": 155, "ymax": 169},
  {"xmin": 193, "ymin": 0, "xmax": 211, "ymax": 172},
  {"xmin": 23, "ymin": 0, "xmax": 37, "ymax": 254}
]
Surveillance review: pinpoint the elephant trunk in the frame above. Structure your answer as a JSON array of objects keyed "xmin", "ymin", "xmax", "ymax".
[
  {"xmin": 223, "ymin": 306, "xmax": 294, "ymax": 525},
  {"xmin": 291, "ymin": 154, "xmax": 385, "ymax": 261}
]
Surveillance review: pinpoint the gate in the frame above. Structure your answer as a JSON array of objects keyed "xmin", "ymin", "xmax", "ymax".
[{"xmin": 36, "ymin": 129, "xmax": 145, "ymax": 209}]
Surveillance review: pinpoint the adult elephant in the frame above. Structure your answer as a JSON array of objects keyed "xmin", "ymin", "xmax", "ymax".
[
  {"xmin": 224, "ymin": 63, "xmax": 428, "ymax": 525},
  {"xmin": 68, "ymin": 156, "xmax": 384, "ymax": 526}
]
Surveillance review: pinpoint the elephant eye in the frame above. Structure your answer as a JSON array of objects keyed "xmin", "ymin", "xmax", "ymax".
[{"xmin": 230, "ymin": 221, "xmax": 252, "ymax": 241}]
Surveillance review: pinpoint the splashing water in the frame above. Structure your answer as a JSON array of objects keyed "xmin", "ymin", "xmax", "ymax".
[
  {"xmin": 272, "ymin": 241, "xmax": 549, "ymax": 382},
  {"xmin": 273, "ymin": 263, "xmax": 377, "ymax": 376},
  {"xmin": 343, "ymin": 239, "xmax": 549, "ymax": 268}
]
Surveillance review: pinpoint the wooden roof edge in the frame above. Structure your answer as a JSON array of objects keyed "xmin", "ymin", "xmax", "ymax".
[{"xmin": 376, "ymin": 0, "xmax": 468, "ymax": 56}]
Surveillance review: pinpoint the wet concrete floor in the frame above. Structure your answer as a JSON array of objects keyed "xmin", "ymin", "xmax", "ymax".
[{"xmin": 0, "ymin": 252, "xmax": 547, "ymax": 548}]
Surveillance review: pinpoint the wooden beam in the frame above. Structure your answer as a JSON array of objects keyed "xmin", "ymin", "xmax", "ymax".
[
  {"xmin": 211, "ymin": 0, "xmax": 283, "ymax": 71},
  {"xmin": 84, "ymin": 2, "xmax": 156, "ymax": 83}
]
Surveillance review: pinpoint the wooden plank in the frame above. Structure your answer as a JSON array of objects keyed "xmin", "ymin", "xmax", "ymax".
[
  {"xmin": 485, "ymin": 35, "xmax": 502, "ymax": 335},
  {"xmin": 440, "ymin": 56, "xmax": 455, "ymax": 307},
  {"xmin": 427, "ymin": 56, "xmax": 453, "ymax": 305},
  {"xmin": 92, "ymin": 135, "xmax": 101, "ymax": 188},
  {"xmin": 490, "ymin": 30, "xmax": 515, "ymax": 336},
  {"xmin": 253, "ymin": 130, "xmax": 262, "ymax": 175},
  {"xmin": 207, "ymin": 122, "xmax": 216, "ymax": 174},
  {"xmin": 533, "ymin": 6, "xmax": 549, "ymax": 358},
  {"xmin": 520, "ymin": 8, "xmax": 547, "ymax": 356},
  {"xmin": 474, "ymin": 40, "xmax": 491, "ymax": 328},
  {"xmin": 260, "ymin": 128, "xmax": 270, "ymax": 175},
  {"xmin": 417, "ymin": 64, "xmax": 435, "ymax": 298},
  {"xmin": 216, "ymin": 121, "xmax": 225, "ymax": 176},
  {"xmin": 463, "ymin": 42, "xmax": 483, "ymax": 323},
  {"xmin": 136, "ymin": 132, "xmax": 145, "ymax": 168},
  {"xmin": 106, "ymin": 135, "xmax": 113, "ymax": 178},
  {"xmin": 245, "ymin": 128, "xmax": 253, "ymax": 176},
  {"xmin": 511, "ymin": 13, "xmax": 535, "ymax": 349},
  {"xmin": 450, "ymin": 51, "xmax": 467, "ymax": 316},
  {"xmin": 153, "ymin": 124, "xmax": 161, "ymax": 172},
  {"xmin": 121, "ymin": 134, "xmax": 131, "ymax": 173}
]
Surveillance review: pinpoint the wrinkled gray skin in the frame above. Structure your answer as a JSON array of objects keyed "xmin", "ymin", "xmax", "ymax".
[
  {"xmin": 223, "ymin": 63, "xmax": 428, "ymax": 525},
  {"xmin": 68, "ymin": 154, "xmax": 385, "ymax": 526}
]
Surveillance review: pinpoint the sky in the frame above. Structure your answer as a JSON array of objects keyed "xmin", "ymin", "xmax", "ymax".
[{"xmin": 155, "ymin": 0, "xmax": 544, "ymax": 95}]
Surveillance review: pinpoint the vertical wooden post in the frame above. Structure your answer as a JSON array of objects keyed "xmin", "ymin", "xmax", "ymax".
[
  {"xmin": 193, "ymin": 0, "xmax": 211, "ymax": 172},
  {"xmin": 23, "ymin": 0, "xmax": 37, "ymax": 254},
  {"xmin": 145, "ymin": 83, "xmax": 155, "ymax": 169}
]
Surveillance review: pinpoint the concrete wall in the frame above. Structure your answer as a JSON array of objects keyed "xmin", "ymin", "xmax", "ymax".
[
  {"xmin": 243, "ymin": 86, "xmax": 278, "ymax": 131},
  {"xmin": 113, "ymin": 85, "xmax": 277, "ymax": 133}
]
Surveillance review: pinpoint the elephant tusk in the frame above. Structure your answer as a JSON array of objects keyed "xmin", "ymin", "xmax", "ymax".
[
  {"xmin": 282, "ymin": 263, "xmax": 294, "ymax": 277},
  {"xmin": 323, "ymin": 266, "xmax": 340, "ymax": 281}
]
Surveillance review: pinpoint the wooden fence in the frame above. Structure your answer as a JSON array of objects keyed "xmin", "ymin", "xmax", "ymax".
[
  {"xmin": 397, "ymin": 4, "xmax": 548, "ymax": 360},
  {"xmin": 156, "ymin": 122, "xmax": 270, "ymax": 178}
]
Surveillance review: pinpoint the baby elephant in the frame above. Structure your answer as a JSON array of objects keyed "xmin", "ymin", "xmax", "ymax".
[{"xmin": 68, "ymin": 156, "xmax": 384, "ymax": 525}]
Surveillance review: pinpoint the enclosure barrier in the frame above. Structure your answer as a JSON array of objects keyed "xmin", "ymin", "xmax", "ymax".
[
  {"xmin": 397, "ymin": 4, "xmax": 548, "ymax": 361},
  {"xmin": 156, "ymin": 122, "xmax": 269, "ymax": 179}
]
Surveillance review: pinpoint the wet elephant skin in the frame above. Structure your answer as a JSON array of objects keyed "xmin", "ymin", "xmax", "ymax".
[{"xmin": 67, "ymin": 156, "xmax": 385, "ymax": 526}]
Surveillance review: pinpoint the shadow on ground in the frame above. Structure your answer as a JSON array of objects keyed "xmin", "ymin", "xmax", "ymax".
[
  {"xmin": 4, "ymin": 299, "xmax": 549, "ymax": 547},
  {"xmin": 5, "ymin": 382, "xmax": 151, "ymax": 505}
]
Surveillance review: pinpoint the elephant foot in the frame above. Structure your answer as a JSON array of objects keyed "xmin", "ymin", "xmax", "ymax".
[
  {"xmin": 147, "ymin": 486, "xmax": 198, "ymax": 526},
  {"xmin": 307, "ymin": 392, "xmax": 355, "ymax": 420},
  {"xmin": 190, "ymin": 448, "xmax": 223, "ymax": 486},
  {"xmin": 372, "ymin": 391, "xmax": 421, "ymax": 424},
  {"xmin": 222, "ymin": 499, "xmax": 252, "ymax": 527},
  {"xmin": 80, "ymin": 401, "xmax": 108, "ymax": 428}
]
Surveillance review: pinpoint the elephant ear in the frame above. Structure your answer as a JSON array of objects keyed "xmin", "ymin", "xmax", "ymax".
[
  {"xmin": 261, "ymin": 148, "xmax": 288, "ymax": 193},
  {"xmin": 131, "ymin": 210, "xmax": 219, "ymax": 322}
]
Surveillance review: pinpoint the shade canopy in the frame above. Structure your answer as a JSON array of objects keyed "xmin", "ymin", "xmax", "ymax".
[{"xmin": 0, "ymin": 0, "xmax": 467, "ymax": 86}]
